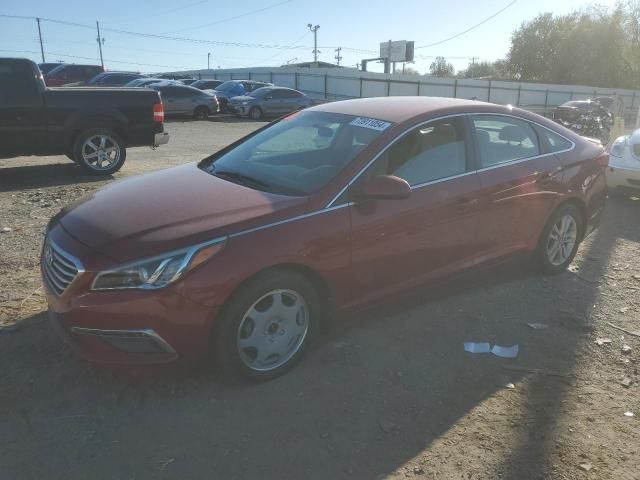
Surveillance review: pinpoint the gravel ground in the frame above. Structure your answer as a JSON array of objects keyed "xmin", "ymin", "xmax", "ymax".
[{"xmin": 0, "ymin": 118, "xmax": 639, "ymax": 480}]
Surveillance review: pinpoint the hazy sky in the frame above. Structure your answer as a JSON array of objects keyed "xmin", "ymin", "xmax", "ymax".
[{"xmin": 0, "ymin": 0, "xmax": 619, "ymax": 73}]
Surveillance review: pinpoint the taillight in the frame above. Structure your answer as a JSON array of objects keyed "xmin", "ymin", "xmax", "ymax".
[
  {"xmin": 153, "ymin": 102, "xmax": 164, "ymax": 123},
  {"xmin": 596, "ymin": 152, "xmax": 609, "ymax": 167}
]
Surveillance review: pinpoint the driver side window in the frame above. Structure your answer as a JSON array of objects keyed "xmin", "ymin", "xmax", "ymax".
[{"xmin": 382, "ymin": 117, "xmax": 468, "ymax": 186}]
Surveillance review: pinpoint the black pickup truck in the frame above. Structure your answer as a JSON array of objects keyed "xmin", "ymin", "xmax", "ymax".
[{"xmin": 0, "ymin": 58, "xmax": 169, "ymax": 175}]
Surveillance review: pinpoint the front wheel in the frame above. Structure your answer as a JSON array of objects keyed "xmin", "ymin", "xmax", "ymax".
[
  {"xmin": 193, "ymin": 106, "xmax": 210, "ymax": 120},
  {"xmin": 248, "ymin": 107, "xmax": 263, "ymax": 120},
  {"xmin": 536, "ymin": 204, "xmax": 584, "ymax": 274},
  {"xmin": 214, "ymin": 270, "xmax": 320, "ymax": 381},
  {"xmin": 73, "ymin": 128, "xmax": 126, "ymax": 175}
]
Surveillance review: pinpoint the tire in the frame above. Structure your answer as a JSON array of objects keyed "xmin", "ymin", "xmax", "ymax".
[
  {"xmin": 214, "ymin": 270, "xmax": 320, "ymax": 381},
  {"xmin": 193, "ymin": 106, "xmax": 210, "ymax": 120},
  {"xmin": 535, "ymin": 204, "xmax": 584, "ymax": 275},
  {"xmin": 73, "ymin": 128, "xmax": 126, "ymax": 175},
  {"xmin": 248, "ymin": 107, "xmax": 263, "ymax": 120}
]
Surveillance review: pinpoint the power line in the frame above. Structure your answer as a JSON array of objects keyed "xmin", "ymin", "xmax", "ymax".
[
  {"xmin": 160, "ymin": 0, "xmax": 291, "ymax": 34},
  {"xmin": 415, "ymin": 0, "xmax": 519, "ymax": 49},
  {"xmin": 0, "ymin": 14, "xmax": 312, "ymax": 50},
  {"xmin": 0, "ymin": 49, "xmax": 199, "ymax": 70},
  {"xmin": 248, "ymin": 31, "xmax": 310, "ymax": 66}
]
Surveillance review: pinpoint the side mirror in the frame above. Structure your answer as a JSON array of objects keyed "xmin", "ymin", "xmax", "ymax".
[{"xmin": 357, "ymin": 175, "xmax": 411, "ymax": 201}]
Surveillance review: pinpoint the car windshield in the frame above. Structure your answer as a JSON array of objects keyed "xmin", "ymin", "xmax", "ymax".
[
  {"xmin": 200, "ymin": 111, "xmax": 391, "ymax": 196},
  {"xmin": 45, "ymin": 64, "xmax": 66, "ymax": 76},
  {"xmin": 215, "ymin": 81, "xmax": 242, "ymax": 93}
]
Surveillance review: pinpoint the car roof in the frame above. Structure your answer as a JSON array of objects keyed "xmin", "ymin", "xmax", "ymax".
[{"xmin": 308, "ymin": 96, "xmax": 515, "ymax": 123}]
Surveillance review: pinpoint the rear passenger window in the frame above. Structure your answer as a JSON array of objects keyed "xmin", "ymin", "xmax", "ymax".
[
  {"xmin": 383, "ymin": 117, "xmax": 468, "ymax": 186},
  {"xmin": 535, "ymin": 126, "xmax": 573, "ymax": 153},
  {"xmin": 473, "ymin": 116, "xmax": 540, "ymax": 168}
]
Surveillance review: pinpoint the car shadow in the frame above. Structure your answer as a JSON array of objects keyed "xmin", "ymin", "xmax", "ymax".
[
  {"xmin": 0, "ymin": 162, "xmax": 111, "ymax": 193},
  {"xmin": 0, "ymin": 199, "xmax": 633, "ymax": 479}
]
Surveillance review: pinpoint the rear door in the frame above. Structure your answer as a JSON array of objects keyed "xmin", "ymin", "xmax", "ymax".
[
  {"xmin": 347, "ymin": 116, "xmax": 483, "ymax": 304},
  {"xmin": 471, "ymin": 114, "xmax": 563, "ymax": 261}
]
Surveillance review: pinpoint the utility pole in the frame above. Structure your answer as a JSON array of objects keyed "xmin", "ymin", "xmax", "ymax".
[
  {"xmin": 307, "ymin": 24, "xmax": 320, "ymax": 64},
  {"xmin": 36, "ymin": 18, "xmax": 45, "ymax": 62},
  {"xmin": 334, "ymin": 47, "xmax": 342, "ymax": 66},
  {"xmin": 207, "ymin": 52, "xmax": 211, "ymax": 70},
  {"xmin": 469, "ymin": 56, "xmax": 478, "ymax": 79},
  {"xmin": 96, "ymin": 21, "xmax": 104, "ymax": 68}
]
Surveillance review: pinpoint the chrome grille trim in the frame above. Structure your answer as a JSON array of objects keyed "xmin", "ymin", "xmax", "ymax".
[{"xmin": 42, "ymin": 239, "xmax": 84, "ymax": 296}]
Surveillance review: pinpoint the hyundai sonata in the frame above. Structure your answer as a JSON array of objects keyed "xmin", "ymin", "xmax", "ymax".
[{"xmin": 42, "ymin": 97, "xmax": 608, "ymax": 380}]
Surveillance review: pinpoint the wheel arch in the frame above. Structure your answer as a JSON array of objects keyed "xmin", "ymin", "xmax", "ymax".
[
  {"xmin": 538, "ymin": 197, "xmax": 589, "ymax": 249},
  {"xmin": 215, "ymin": 262, "xmax": 333, "ymax": 328}
]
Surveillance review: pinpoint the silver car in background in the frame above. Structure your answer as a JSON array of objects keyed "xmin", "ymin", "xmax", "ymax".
[
  {"xmin": 151, "ymin": 84, "xmax": 219, "ymax": 120},
  {"xmin": 229, "ymin": 87, "xmax": 313, "ymax": 120}
]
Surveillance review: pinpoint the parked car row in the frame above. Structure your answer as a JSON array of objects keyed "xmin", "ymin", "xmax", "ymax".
[{"xmin": 38, "ymin": 64, "xmax": 313, "ymax": 121}]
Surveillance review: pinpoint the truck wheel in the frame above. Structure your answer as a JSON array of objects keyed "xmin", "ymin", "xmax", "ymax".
[
  {"xmin": 193, "ymin": 106, "xmax": 210, "ymax": 120},
  {"xmin": 73, "ymin": 128, "xmax": 126, "ymax": 175}
]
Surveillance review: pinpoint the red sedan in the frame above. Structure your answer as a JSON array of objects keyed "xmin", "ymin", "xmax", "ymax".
[{"xmin": 42, "ymin": 97, "xmax": 608, "ymax": 380}]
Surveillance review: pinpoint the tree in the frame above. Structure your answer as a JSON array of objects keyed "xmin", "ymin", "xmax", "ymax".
[
  {"xmin": 461, "ymin": 61, "xmax": 497, "ymax": 79},
  {"xmin": 505, "ymin": 6, "xmax": 638, "ymax": 88},
  {"xmin": 402, "ymin": 66, "xmax": 421, "ymax": 76},
  {"xmin": 429, "ymin": 57, "xmax": 455, "ymax": 77}
]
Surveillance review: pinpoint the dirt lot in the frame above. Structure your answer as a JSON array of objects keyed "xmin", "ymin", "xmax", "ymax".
[{"xmin": 1, "ymin": 118, "xmax": 639, "ymax": 480}]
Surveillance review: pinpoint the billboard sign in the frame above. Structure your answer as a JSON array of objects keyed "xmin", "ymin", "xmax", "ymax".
[{"xmin": 380, "ymin": 40, "xmax": 415, "ymax": 62}]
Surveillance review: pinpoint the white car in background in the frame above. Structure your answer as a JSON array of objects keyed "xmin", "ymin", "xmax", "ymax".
[{"xmin": 608, "ymin": 129, "xmax": 640, "ymax": 195}]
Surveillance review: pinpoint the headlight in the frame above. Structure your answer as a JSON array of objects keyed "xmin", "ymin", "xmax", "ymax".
[
  {"xmin": 610, "ymin": 135, "xmax": 628, "ymax": 158},
  {"xmin": 241, "ymin": 101, "xmax": 249, "ymax": 105},
  {"xmin": 92, "ymin": 238, "xmax": 226, "ymax": 291}
]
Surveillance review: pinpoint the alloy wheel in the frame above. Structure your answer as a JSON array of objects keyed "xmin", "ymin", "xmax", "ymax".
[
  {"xmin": 81, "ymin": 134, "xmax": 120, "ymax": 171},
  {"xmin": 546, "ymin": 214, "xmax": 578, "ymax": 266},
  {"xmin": 236, "ymin": 289, "xmax": 309, "ymax": 372}
]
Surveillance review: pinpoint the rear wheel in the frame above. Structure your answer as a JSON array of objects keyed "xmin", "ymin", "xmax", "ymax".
[
  {"xmin": 214, "ymin": 270, "xmax": 320, "ymax": 381},
  {"xmin": 72, "ymin": 128, "xmax": 126, "ymax": 175},
  {"xmin": 248, "ymin": 107, "xmax": 263, "ymax": 120},
  {"xmin": 193, "ymin": 106, "xmax": 210, "ymax": 120},
  {"xmin": 536, "ymin": 204, "xmax": 584, "ymax": 274}
]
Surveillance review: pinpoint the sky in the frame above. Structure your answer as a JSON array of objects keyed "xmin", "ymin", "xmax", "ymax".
[{"xmin": 0, "ymin": 0, "xmax": 620, "ymax": 74}]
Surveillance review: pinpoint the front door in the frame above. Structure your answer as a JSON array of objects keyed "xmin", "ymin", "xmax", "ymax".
[
  {"xmin": 471, "ymin": 114, "xmax": 563, "ymax": 261},
  {"xmin": 347, "ymin": 116, "xmax": 483, "ymax": 304}
]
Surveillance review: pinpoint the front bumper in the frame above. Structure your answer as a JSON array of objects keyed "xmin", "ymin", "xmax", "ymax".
[
  {"xmin": 154, "ymin": 132, "xmax": 170, "ymax": 147},
  {"xmin": 606, "ymin": 163, "xmax": 640, "ymax": 191},
  {"xmin": 43, "ymin": 225, "xmax": 218, "ymax": 365}
]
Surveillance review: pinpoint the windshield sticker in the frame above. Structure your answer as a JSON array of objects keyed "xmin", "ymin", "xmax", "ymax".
[{"xmin": 349, "ymin": 117, "xmax": 392, "ymax": 131}]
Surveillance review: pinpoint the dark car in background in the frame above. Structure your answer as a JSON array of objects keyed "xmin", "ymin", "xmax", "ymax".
[
  {"xmin": 151, "ymin": 84, "xmax": 219, "ymax": 119},
  {"xmin": 44, "ymin": 63, "xmax": 104, "ymax": 87},
  {"xmin": 191, "ymin": 79, "xmax": 224, "ymax": 91},
  {"xmin": 180, "ymin": 79, "xmax": 197, "ymax": 85},
  {"xmin": 69, "ymin": 71, "xmax": 147, "ymax": 87},
  {"xmin": 38, "ymin": 62, "xmax": 63, "ymax": 75},
  {"xmin": 212, "ymin": 80, "xmax": 273, "ymax": 112},
  {"xmin": 229, "ymin": 86, "xmax": 313, "ymax": 119}
]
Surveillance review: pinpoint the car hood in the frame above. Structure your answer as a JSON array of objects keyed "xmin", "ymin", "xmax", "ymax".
[{"xmin": 58, "ymin": 163, "xmax": 307, "ymax": 262}]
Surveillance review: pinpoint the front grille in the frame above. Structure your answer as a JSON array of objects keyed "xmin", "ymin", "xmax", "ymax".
[
  {"xmin": 42, "ymin": 241, "xmax": 80, "ymax": 296},
  {"xmin": 633, "ymin": 144, "xmax": 640, "ymax": 158}
]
